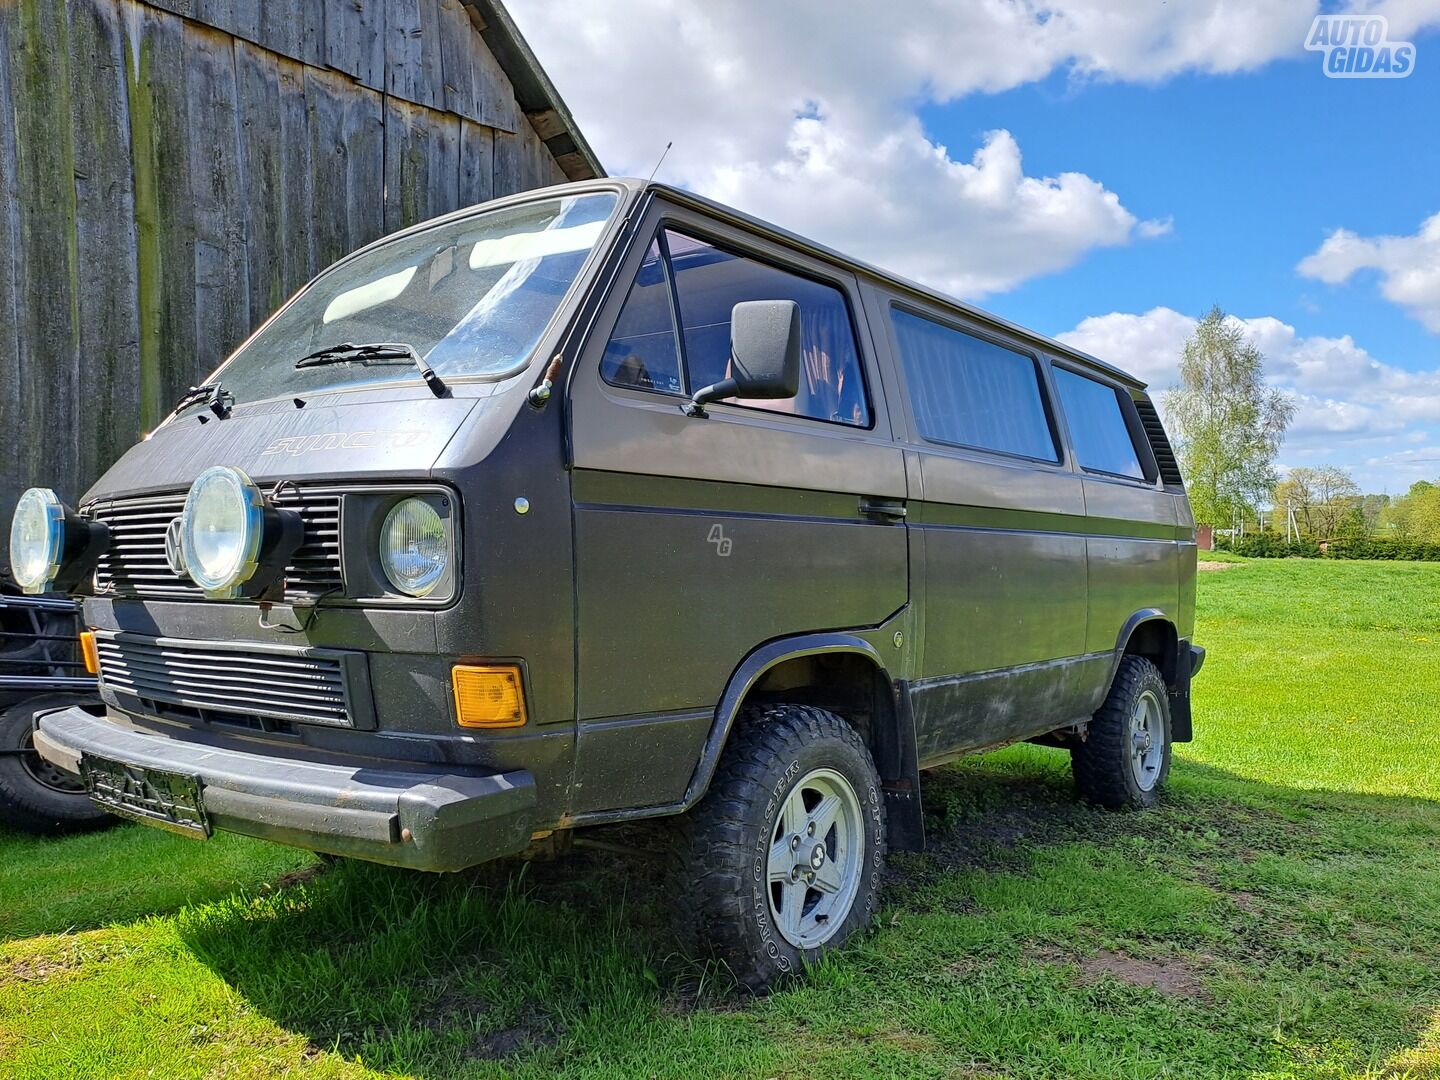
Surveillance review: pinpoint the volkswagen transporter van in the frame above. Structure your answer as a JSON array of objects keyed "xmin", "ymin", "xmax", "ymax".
[{"xmin": 10, "ymin": 179, "xmax": 1203, "ymax": 989}]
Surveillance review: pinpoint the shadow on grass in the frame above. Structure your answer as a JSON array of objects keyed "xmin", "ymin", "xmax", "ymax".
[
  {"xmin": 0, "ymin": 819, "xmax": 313, "ymax": 942},
  {"xmin": 169, "ymin": 751, "xmax": 1440, "ymax": 1077}
]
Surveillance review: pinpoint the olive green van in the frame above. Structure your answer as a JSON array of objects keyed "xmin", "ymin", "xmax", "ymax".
[{"xmin": 11, "ymin": 178, "xmax": 1202, "ymax": 989}]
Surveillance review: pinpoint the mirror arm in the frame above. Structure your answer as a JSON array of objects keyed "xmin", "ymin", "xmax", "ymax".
[{"xmin": 683, "ymin": 378, "xmax": 739, "ymax": 418}]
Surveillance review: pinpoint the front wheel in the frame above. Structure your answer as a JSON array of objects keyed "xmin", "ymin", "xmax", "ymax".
[
  {"xmin": 671, "ymin": 705, "xmax": 887, "ymax": 992},
  {"xmin": 1070, "ymin": 656, "xmax": 1172, "ymax": 809},
  {"xmin": 0, "ymin": 697, "xmax": 117, "ymax": 835}
]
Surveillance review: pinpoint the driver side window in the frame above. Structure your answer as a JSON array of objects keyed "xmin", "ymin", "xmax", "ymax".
[{"xmin": 602, "ymin": 228, "xmax": 871, "ymax": 427}]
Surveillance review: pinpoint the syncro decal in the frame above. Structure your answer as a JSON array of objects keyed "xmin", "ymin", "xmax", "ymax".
[{"xmin": 259, "ymin": 430, "xmax": 430, "ymax": 456}]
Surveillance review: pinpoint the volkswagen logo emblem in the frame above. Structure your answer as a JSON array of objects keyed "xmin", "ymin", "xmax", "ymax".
[{"xmin": 164, "ymin": 517, "xmax": 189, "ymax": 578}]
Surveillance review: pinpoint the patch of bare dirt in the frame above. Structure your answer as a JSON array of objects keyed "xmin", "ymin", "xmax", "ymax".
[
  {"xmin": 1197, "ymin": 560, "xmax": 1239, "ymax": 572},
  {"xmin": 1077, "ymin": 949, "xmax": 1205, "ymax": 997}
]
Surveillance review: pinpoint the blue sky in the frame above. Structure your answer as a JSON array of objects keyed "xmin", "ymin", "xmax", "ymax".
[
  {"xmin": 513, "ymin": 1, "xmax": 1440, "ymax": 492},
  {"xmin": 974, "ymin": 54, "xmax": 1440, "ymax": 368}
]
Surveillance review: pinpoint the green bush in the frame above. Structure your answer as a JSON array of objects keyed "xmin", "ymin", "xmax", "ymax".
[
  {"xmin": 1325, "ymin": 537, "xmax": 1440, "ymax": 561},
  {"xmin": 1225, "ymin": 534, "xmax": 1322, "ymax": 559},
  {"xmin": 1214, "ymin": 533, "xmax": 1440, "ymax": 561}
]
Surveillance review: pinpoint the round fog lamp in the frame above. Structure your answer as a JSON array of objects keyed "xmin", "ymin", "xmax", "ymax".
[
  {"xmin": 180, "ymin": 466, "xmax": 265, "ymax": 596},
  {"xmin": 9, "ymin": 487, "xmax": 65, "ymax": 592},
  {"xmin": 380, "ymin": 498, "xmax": 448, "ymax": 597}
]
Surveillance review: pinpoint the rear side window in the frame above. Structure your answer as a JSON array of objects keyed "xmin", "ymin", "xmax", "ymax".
[
  {"xmin": 1053, "ymin": 368, "xmax": 1146, "ymax": 480},
  {"xmin": 889, "ymin": 308, "xmax": 1056, "ymax": 460},
  {"xmin": 602, "ymin": 228, "xmax": 871, "ymax": 427}
]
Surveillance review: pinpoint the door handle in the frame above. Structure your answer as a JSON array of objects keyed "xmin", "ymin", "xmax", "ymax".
[{"xmin": 859, "ymin": 497, "xmax": 907, "ymax": 522}]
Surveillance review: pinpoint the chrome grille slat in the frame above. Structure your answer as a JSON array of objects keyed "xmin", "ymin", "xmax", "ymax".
[
  {"xmin": 90, "ymin": 489, "xmax": 344, "ymax": 600},
  {"xmin": 96, "ymin": 634, "xmax": 354, "ymax": 726}
]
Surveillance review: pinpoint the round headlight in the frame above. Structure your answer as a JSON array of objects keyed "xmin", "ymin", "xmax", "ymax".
[
  {"xmin": 9, "ymin": 487, "xmax": 65, "ymax": 592},
  {"xmin": 180, "ymin": 466, "xmax": 265, "ymax": 596},
  {"xmin": 380, "ymin": 498, "xmax": 448, "ymax": 597}
]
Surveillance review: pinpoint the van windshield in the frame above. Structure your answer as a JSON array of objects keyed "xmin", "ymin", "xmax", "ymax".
[{"xmin": 186, "ymin": 192, "xmax": 618, "ymax": 410}]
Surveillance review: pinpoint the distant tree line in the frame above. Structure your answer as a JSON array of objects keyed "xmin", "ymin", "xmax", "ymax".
[{"xmin": 1161, "ymin": 306, "xmax": 1435, "ymax": 560}]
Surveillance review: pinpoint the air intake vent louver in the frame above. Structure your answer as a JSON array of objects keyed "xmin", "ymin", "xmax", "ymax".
[
  {"xmin": 1133, "ymin": 395, "xmax": 1184, "ymax": 487},
  {"xmin": 94, "ymin": 632, "xmax": 365, "ymax": 728}
]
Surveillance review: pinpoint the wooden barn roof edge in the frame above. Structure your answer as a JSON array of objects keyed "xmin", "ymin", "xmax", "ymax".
[{"xmin": 465, "ymin": 0, "xmax": 606, "ymax": 181}]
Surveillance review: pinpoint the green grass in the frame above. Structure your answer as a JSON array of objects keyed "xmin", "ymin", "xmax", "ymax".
[{"xmin": 3, "ymin": 559, "xmax": 1439, "ymax": 1078}]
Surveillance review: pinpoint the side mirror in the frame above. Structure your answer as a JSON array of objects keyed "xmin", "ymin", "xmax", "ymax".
[{"xmin": 685, "ymin": 300, "xmax": 801, "ymax": 417}]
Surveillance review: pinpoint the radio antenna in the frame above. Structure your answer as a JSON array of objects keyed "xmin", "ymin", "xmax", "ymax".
[{"xmin": 647, "ymin": 141, "xmax": 673, "ymax": 183}]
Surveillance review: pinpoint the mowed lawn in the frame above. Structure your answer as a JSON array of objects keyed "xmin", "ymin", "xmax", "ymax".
[{"xmin": 2, "ymin": 561, "xmax": 1438, "ymax": 1079}]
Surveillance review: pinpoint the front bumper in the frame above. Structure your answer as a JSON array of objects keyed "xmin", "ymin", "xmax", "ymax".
[{"xmin": 33, "ymin": 707, "xmax": 537, "ymax": 872}]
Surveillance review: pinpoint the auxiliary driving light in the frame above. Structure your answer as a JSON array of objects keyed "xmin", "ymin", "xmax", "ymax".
[
  {"xmin": 8, "ymin": 487, "xmax": 109, "ymax": 595},
  {"xmin": 179, "ymin": 466, "xmax": 302, "ymax": 599}
]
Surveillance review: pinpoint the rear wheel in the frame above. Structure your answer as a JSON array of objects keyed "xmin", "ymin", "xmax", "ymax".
[
  {"xmin": 1070, "ymin": 656, "xmax": 1172, "ymax": 809},
  {"xmin": 0, "ymin": 697, "xmax": 116, "ymax": 835},
  {"xmin": 671, "ymin": 704, "xmax": 886, "ymax": 992}
]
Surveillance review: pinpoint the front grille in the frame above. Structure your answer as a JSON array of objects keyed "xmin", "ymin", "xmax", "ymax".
[
  {"xmin": 90, "ymin": 489, "xmax": 343, "ymax": 600},
  {"xmin": 95, "ymin": 631, "xmax": 370, "ymax": 728}
]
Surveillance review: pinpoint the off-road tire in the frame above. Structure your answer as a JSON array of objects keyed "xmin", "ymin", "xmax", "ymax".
[
  {"xmin": 1071, "ymin": 656, "xmax": 1171, "ymax": 809},
  {"xmin": 671, "ymin": 704, "xmax": 887, "ymax": 992},
  {"xmin": 0, "ymin": 697, "xmax": 115, "ymax": 835}
]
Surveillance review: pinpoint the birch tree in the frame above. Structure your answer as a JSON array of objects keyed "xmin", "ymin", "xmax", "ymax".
[{"xmin": 1163, "ymin": 307, "xmax": 1294, "ymax": 527}]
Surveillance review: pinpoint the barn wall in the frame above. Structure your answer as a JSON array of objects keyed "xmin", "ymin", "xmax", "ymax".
[{"xmin": 0, "ymin": 0, "xmax": 577, "ymax": 522}]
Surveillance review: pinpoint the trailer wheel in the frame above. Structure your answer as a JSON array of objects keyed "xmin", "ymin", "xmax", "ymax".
[
  {"xmin": 671, "ymin": 704, "xmax": 887, "ymax": 992},
  {"xmin": 1071, "ymin": 656, "xmax": 1172, "ymax": 809},
  {"xmin": 0, "ymin": 697, "xmax": 116, "ymax": 835}
]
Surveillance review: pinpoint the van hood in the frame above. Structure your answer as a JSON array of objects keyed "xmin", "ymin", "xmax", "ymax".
[{"xmin": 84, "ymin": 394, "xmax": 483, "ymax": 504}]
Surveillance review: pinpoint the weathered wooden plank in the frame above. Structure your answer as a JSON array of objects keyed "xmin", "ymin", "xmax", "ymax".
[
  {"xmin": 275, "ymin": 55, "xmax": 315, "ymax": 295},
  {"xmin": 323, "ymin": 0, "xmax": 383, "ymax": 89},
  {"xmin": 258, "ymin": 0, "xmax": 322, "ymax": 68},
  {"xmin": 383, "ymin": 95, "xmax": 426, "ymax": 231},
  {"xmin": 342, "ymin": 84, "xmax": 385, "ymax": 252},
  {"xmin": 13, "ymin": 0, "xmax": 82, "ymax": 499},
  {"xmin": 415, "ymin": 0, "xmax": 444, "ymax": 110},
  {"xmin": 0, "ymin": 5, "xmax": 26, "ymax": 517},
  {"xmin": 429, "ymin": 110, "xmax": 461, "ymax": 217},
  {"xmin": 68, "ymin": 0, "xmax": 142, "ymax": 487},
  {"xmin": 234, "ymin": 38, "xmax": 285, "ymax": 326},
  {"xmin": 438, "ymin": 0, "xmax": 475, "ymax": 119},
  {"xmin": 458, "ymin": 118, "xmax": 494, "ymax": 208},
  {"xmin": 124, "ymin": 1, "xmax": 198, "ymax": 428},
  {"xmin": 491, "ymin": 126, "xmax": 520, "ymax": 199},
  {"xmin": 305, "ymin": 64, "xmax": 352, "ymax": 269},
  {"xmin": 384, "ymin": 0, "xmax": 422, "ymax": 104},
  {"xmin": 184, "ymin": 22, "xmax": 249, "ymax": 378},
  {"xmin": 195, "ymin": 0, "xmax": 258, "ymax": 48},
  {"xmin": 468, "ymin": 15, "xmax": 518, "ymax": 132}
]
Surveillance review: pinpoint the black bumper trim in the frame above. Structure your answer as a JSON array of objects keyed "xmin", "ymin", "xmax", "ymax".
[{"xmin": 34, "ymin": 707, "xmax": 536, "ymax": 872}]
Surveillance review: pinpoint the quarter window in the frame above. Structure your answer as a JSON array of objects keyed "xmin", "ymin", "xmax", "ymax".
[
  {"xmin": 602, "ymin": 228, "xmax": 871, "ymax": 427},
  {"xmin": 601, "ymin": 238, "xmax": 684, "ymax": 395},
  {"xmin": 1053, "ymin": 368, "xmax": 1146, "ymax": 480},
  {"xmin": 889, "ymin": 308, "xmax": 1056, "ymax": 460}
]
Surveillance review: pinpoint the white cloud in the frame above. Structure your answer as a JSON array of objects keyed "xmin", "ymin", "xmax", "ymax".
[
  {"xmin": 1297, "ymin": 213, "xmax": 1440, "ymax": 332},
  {"xmin": 509, "ymin": 0, "xmax": 1361, "ymax": 299},
  {"xmin": 1056, "ymin": 307, "xmax": 1440, "ymax": 491}
]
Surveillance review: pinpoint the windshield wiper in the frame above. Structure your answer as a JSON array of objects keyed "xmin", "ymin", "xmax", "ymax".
[
  {"xmin": 295, "ymin": 341, "xmax": 447, "ymax": 398},
  {"xmin": 174, "ymin": 381, "xmax": 234, "ymax": 419}
]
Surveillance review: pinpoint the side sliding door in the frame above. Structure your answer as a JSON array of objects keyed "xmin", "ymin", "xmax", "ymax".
[{"xmin": 869, "ymin": 297, "xmax": 1096, "ymax": 764}]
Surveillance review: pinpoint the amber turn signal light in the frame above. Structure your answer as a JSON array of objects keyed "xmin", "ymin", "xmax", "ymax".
[
  {"xmin": 79, "ymin": 630, "xmax": 99, "ymax": 675},
  {"xmin": 452, "ymin": 664, "xmax": 527, "ymax": 728}
]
